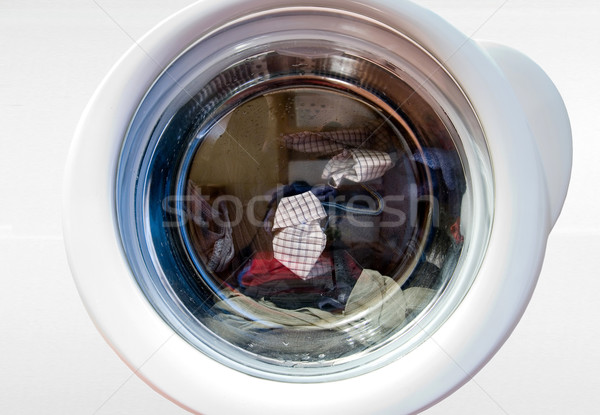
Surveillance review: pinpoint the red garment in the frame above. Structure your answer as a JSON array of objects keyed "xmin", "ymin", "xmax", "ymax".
[
  {"xmin": 240, "ymin": 251, "xmax": 364, "ymax": 310},
  {"xmin": 241, "ymin": 252, "xmax": 333, "ymax": 288}
]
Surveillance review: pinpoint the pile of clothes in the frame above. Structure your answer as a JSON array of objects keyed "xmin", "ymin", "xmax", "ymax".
[{"xmin": 186, "ymin": 123, "xmax": 464, "ymax": 354}]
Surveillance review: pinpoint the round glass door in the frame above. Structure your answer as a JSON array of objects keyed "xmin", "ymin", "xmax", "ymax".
[{"xmin": 116, "ymin": 8, "xmax": 493, "ymax": 382}]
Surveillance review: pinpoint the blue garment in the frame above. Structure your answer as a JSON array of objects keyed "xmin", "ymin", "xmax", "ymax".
[
  {"xmin": 319, "ymin": 249, "xmax": 360, "ymax": 310},
  {"xmin": 412, "ymin": 148, "xmax": 462, "ymax": 191},
  {"xmin": 411, "ymin": 148, "xmax": 466, "ymax": 218}
]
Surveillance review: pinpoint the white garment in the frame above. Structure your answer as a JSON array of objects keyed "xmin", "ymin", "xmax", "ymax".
[
  {"xmin": 322, "ymin": 148, "xmax": 393, "ymax": 187},
  {"xmin": 272, "ymin": 191, "xmax": 327, "ymax": 278},
  {"xmin": 210, "ymin": 269, "xmax": 435, "ymax": 331}
]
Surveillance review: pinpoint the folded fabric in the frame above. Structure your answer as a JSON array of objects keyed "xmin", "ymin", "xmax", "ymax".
[
  {"xmin": 262, "ymin": 182, "xmax": 337, "ymax": 234},
  {"xmin": 281, "ymin": 124, "xmax": 391, "ymax": 154},
  {"xmin": 186, "ymin": 181, "xmax": 234, "ymax": 272},
  {"xmin": 273, "ymin": 223, "xmax": 327, "ymax": 279},
  {"xmin": 272, "ymin": 191, "xmax": 327, "ymax": 278},
  {"xmin": 272, "ymin": 189, "xmax": 328, "ymax": 230},
  {"xmin": 322, "ymin": 148, "xmax": 393, "ymax": 187}
]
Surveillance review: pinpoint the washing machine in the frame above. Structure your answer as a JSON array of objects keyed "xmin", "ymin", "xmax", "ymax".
[{"xmin": 63, "ymin": 0, "xmax": 572, "ymax": 414}]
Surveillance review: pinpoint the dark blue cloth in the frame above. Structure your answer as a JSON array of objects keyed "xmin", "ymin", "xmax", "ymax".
[{"xmin": 412, "ymin": 148, "xmax": 462, "ymax": 191}]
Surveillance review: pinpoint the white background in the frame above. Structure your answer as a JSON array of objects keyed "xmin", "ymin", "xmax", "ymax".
[{"xmin": 1, "ymin": 0, "xmax": 599, "ymax": 414}]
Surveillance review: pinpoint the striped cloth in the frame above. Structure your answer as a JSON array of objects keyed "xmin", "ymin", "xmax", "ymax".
[
  {"xmin": 321, "ymin": 148, "xmax": 393, "ymax": 187},
  {"xmin": 272, "ymin": 191, "xmax": 327, "ymax": 279}
]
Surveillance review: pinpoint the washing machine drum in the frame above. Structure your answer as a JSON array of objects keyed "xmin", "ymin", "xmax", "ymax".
[{"xmin": 64, "ymin": 1, "xmax": 570, "ymax": 414}]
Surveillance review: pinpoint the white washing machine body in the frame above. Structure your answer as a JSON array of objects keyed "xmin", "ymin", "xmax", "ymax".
[{"xmin": 63, "ymin": 1, "xmax": 572, "ymax": 414}]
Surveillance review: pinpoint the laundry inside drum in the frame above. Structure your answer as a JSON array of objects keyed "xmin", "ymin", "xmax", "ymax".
[{"xmin": 180, "ymin": 86, "xmax": 466, "ymax": 365}]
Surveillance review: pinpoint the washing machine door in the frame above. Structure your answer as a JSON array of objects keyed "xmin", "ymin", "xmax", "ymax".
[{"xmin": 63, "ymin": 1, "xmax": 570, "ymax": 414}]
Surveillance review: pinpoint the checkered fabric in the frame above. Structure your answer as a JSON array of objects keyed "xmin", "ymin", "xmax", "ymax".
[
  {"xmin": 282, "ymin": 131, "xmax": 346, "ymax": 154},
  {"xmin": 273, "ymin": 223, "xmax": 327, "ymax": 279},
  {"xmin": 281, "ymin": 124, "xmax": 390, "ymax": 154},
  {"xmin": 272, "ymin": 191, "xmax": 327, "ymax": 279},
  {"xmin": 321, "ymin": 148, "xmax": 393, "ymax": 187},
  {"xmin": 272, "ymin": 191, "xmax": 327, "ymax": 230}
]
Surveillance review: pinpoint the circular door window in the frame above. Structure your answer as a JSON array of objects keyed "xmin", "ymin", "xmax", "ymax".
[{"xmin": 116, "ymin": 8, "xmax": 493, "ymax": 382}]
